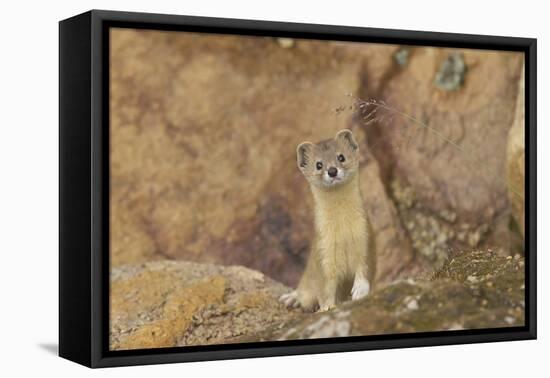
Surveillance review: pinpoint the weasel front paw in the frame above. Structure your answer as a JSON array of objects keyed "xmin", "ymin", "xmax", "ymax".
[
  {"xmin": 279, "ymin": 290, "xmax": 299, "ymax": 308},
  {"xmin": 351, "ymin": 279, "xmax": 370, "ymax": 300}
]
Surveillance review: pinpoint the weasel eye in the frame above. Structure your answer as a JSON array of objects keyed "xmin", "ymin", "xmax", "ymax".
[
  {"xmin": 316, "ymin": 162, "xmax": 323, "ymax": 170},
  {"xmin": 338, "ymin": 154, "xmax": 346, "ymax": 162}
]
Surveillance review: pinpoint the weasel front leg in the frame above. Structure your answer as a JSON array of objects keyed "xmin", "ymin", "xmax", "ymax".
[
  {"xmin": 351, "ymin": 268, "xmax": 370, "ymax": 300},
  {"xmin": 319, "ymin": 277, "xmax": 338, "ymax": 312},
  {"xmin": 279, "ymin": 257, "xmax": 321, "ymax": 311}
]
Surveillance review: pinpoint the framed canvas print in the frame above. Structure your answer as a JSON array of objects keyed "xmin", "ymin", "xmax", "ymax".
[{"xmin": 59, "ymin": 10, "xmax": 537, "ymax": 368}]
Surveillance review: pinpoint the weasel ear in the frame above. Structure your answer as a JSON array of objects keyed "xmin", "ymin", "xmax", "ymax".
[
  {"xmin": 297, "ymin": 142, "xmax": 314, "ymax": 171},
  {"xmin": 335, "ymin": 129, "xmax": 359, "ymax": 151}
]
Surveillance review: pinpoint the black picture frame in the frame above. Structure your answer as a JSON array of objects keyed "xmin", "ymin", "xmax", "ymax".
[{"xmin": 59, "ymin": 9, "xmax": 537, "ymax": 368}]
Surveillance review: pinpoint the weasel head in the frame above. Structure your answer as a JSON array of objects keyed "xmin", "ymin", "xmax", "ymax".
[{"xmin": 296, "ymin": 129, "xmax": 360, "ymax": 190}]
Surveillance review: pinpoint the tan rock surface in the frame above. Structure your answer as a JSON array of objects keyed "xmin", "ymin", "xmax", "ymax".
[{"xmin": 110, "ymin": 261, "xmax": 297, "ymax": 350}]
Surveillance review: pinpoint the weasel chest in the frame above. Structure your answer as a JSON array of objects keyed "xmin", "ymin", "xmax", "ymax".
[{"xmin": 316, "ymin": 208, "xmax": 368, "ymax": 278}]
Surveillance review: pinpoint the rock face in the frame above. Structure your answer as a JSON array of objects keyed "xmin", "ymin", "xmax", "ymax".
[
  {"xmin": 110, "ymin": 28, "xmax": 525, "ymax": 288},
  {"xmin": 109, "ymin": 251, "xmax": 524, "ymax": 350},
  {"xmin": 355, "ymin": 47, "xmax": 524, "ymax": 266}
]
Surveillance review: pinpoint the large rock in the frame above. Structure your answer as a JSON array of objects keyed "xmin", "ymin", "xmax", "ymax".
[
  {"xmin": 109, "ymin": 251, "xmax": 524, "ymax": 350},
  {"xmin": 110, "ymin": 29, "xmax": 525, "ymax": 287},
  {"xmin": 242, "ymin": 249, "xmax": 525, "ymax": 342},
  {"xmin": 110, "ymin": 261, "xmax": 297, "ymax": 350}
]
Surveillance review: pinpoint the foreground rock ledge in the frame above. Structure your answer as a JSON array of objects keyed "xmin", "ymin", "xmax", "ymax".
[{"xmin": 110, "ymin": 250, "xmax": 525, "ymax": 350}]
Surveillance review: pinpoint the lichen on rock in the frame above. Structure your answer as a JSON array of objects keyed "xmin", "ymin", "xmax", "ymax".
[
  {"xmin": 434, "ymin": 53, "xmax": 467, "ymax": 91},
  {"xmin": 390, "ymin": 178, "xmax": 490, "ymax": 268},
  {"xmin": 394, "ymin": 47, "xmax": 410, "ymax": 67}
]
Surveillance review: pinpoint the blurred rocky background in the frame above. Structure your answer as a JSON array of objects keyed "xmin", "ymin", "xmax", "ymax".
[{"xmin": 109, "ymin": 29, "xmax": 525, "ymax": 349}]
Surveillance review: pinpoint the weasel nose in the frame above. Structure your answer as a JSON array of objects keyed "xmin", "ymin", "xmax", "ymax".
[{"xmin": 328, "ymin": 167, "xmax": 338, "ymax": 178}]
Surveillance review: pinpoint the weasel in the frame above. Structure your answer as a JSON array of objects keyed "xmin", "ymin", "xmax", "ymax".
[{"xmin": 280, "ymin": 129, "xmax": 376, "ymax": 312}]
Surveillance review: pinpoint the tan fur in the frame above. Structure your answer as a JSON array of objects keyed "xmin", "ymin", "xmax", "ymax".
[{"xmin": 281, "ymin": 129, "xmax": 376, "ymax": 312}]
